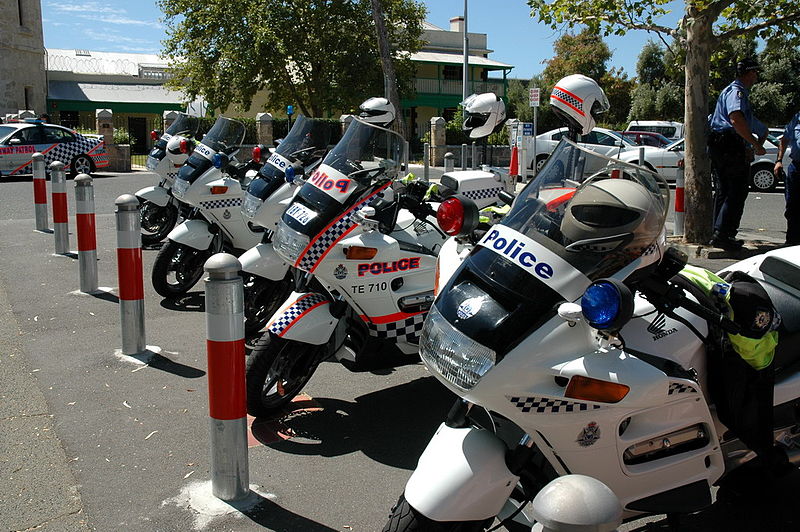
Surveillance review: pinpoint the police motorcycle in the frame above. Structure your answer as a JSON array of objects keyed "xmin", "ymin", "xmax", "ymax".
[
  {"xmin": 136, "ymin": 112, "xmax": 200, "ymax": 245},
  {"xmin": 383, "ymin": 75, "xmax": 800, "ymax": 530},
  {"xmin": 244, "ymin": 112, "xmax": 453, "ymax": 416},
  {"xmin": 152, "ymin": 116, "xmax": 259, "ymax": 299}
]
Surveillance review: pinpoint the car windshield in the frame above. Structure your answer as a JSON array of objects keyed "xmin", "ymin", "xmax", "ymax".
[
  {"xmin": 165, "ymin": 113, "xmax": 199, "ymax": 137},
  {"xmin": 606, "ymin": 130, "xmax": 637, "ymax": 146},
  {"xmin": 0, "ymin": 126, "xmax": 16, "ymax": 141}
]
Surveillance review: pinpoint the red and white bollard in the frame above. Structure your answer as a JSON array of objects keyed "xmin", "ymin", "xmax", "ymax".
[
  {"xmin": 115, "ymin": 195, "xmax": 146, "ymax": 355},
  {"xmin": 674, "ymin": 159, "xmax": 685, "ymax": 236},
  {"xmin": 49, "ymin": 161, "xmax": 69, "ymax": 254},
  {"xmin": 204, "ymin": 253, "xmax": 250, "ymax": 501},
  {"xmin": 32, "ymin": 153, "xmax": 49, "ymax": 232},
  {"xmin": 75, "ymin": 174, "xmax": 98, "ymax": 293}
]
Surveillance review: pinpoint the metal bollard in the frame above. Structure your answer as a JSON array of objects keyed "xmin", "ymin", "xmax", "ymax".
[
  {"xmin": 423, "ymin": 142, "xmax": 430, "ymax": 180},
  {"xmin": 204, "ymin": 253, "xmax": 250, "ymax": 502},
  {"xmin": 461, "ymin": 143, "xmax": 467, "ymax": 171},
  {"xmin": 674, "ymin": 159, "xmax": 685, "ymax": 236},
  {"xmin": 49, "ymin": 161, "xmax": 70, "ymax": 254},
  {"xmin": 444, "ymin": 152, "xmax": 454, "ymax": 173},
  {"xmin": 520, "ymin": 144, "xmax": 528, "ymax": 181},
  {"xmin": 471, "ymin": 142, "xmax": 477, "ymax": 170},
  {"xmin": 531, "ymin": 475, "xmax": 622, "ymax": 532},
  {"xmin": 75, "ymin": 174, "xmax": 98, "ymax": 293},
  {"xmin": 115, "ymin": 195, "xmax": 146, "ymax": 355},
  {"xmin": 32, "ymin": 153, "xmax": 49, "ymax": 232}
]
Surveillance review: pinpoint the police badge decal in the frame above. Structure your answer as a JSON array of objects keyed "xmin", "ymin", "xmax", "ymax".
[{"xmin": 577, "ymin": 421, "xmax": 601, "ymax": 447}]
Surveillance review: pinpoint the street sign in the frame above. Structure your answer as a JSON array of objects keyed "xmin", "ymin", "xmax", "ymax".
[
  {"xmin": 522, "ymin": 123, "xmax": 533, "ymax": 136},
  {"xmin": 529, "ymin": 87, "xmax": 540, "ymax": 107}
]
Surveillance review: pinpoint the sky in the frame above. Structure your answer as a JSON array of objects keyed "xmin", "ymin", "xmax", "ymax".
[{"xmin": 41, "ymin": 0, "xmax": 685, "ymax": 79}]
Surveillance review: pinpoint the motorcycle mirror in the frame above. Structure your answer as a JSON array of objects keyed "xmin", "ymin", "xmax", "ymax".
[
  {"xmin": 353, "ymin": 206, "xmax": 380, "ymax": 232},
  {"xmin": 557, "ymin": 302, "xmax": 583, "ymax": 325},
  {"xmin": 580, "ymin": 278, "xmax": 633, "ymax": 331}
]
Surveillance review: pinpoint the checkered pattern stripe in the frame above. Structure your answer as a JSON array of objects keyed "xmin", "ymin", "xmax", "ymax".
[
  {"xmin": 296, "ymin": 184, "xmax": 389, "ymax": 272},
  {"xmin": 268, "ymin": 293, "xmax": 328, "ymax": 335},
  {"xmin": 508, "ymin": 395, "xmax": 602, "ymax": 414},
  {"xmin": 365, "ymin": 312, "xmax": 427, "ymax": 344},
  {"xmin": 552, "ymin": 87, "xmax": 584, "ymax": 115},
  {"xmin": 462, "ymin": 187, "xmax": 502, "ymax": 201},
  {"xmin": 11, "ymin": 136, "xmax": 106, "ymax": 175},
  {"xmin": 200, "ymin": 198, "xmax": 242, "ymax": 210},
  {"xmin": 668, "ymin": 382, "xmax": 698, "ymax": 395}
]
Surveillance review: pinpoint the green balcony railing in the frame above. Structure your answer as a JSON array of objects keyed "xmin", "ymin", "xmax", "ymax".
[{"xmin": 415, "ymin": 77, "xmax": 507, "ymax": 97}]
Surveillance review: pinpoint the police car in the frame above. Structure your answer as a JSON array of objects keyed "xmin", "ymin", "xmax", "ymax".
[{"xmin": 0, "ymin": 119, "xmax": 109, "ymax": 178}]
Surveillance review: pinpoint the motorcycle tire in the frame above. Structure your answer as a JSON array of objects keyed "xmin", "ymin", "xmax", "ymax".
[
  {"xmin": 242, "ymin": 273, "xmax": 292, "ymax": 339},
  {"xmin": 383, "ymin": 495, "xmax": 490, "ymax": 532},
  {"xmin": 151, "ymin": 240, "xmax": 211, "ymax": 298},
  {"xmin": 245, "ymin": 333, "xmax": 324, "ymax": 418},
  {"xmin": 139, "ymin": 200, "xmax": 178, "ymax": 246}
]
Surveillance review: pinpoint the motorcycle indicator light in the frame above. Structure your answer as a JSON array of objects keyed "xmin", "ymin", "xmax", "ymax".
[
  {"xmin": 437, "ymin": 196, "xmax": 479, "ymax": 237},
  {"xmin": 580, "ymin": 279, "xmax": 633, "ymax": 331},
  {"xmin": 179, "ymin": 139, "xmax": 189, "ymax": 154},
  {"xmin": 565, "ymin": 375, "xmax": 629, "ymax": 403},
  {"xmin": 210, "ymin": 185, "xmax": 229, "ymax": 195},
  {"xmin": 344, "ymin": 246, "xmax": 378, "ymax": 260},
  {"xmin": 252, "ymin": 145, "xmax": 262, "ymax": 163}
]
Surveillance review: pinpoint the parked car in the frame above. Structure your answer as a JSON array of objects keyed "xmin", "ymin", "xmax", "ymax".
[
  {"xmin": 627, "ymin": 120, "xmax": 684, "ymax": 141},
  {"xmin": 522, "ymin": 127, "xmax": 638, "ymax": 172},
  {"xmin": 621, "ymin": 130, "xmax": 673, "ymax": 148},
  {"xmin": 0, "ymin": 120, "xmax": 109, "ymax": 178},
  {"xmin": 617, "ymin": 137, "xmax": 788, "ymax": 191}
]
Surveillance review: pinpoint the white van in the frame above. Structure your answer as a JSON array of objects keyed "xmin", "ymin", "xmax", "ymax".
[{"xmin": 626, "ymin": 120, "xmax": 684, "ymax": 141}]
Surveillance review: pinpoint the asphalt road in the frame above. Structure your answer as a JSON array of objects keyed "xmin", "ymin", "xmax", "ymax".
[{"xmin": 0, "ymin": 169, "xmax": 796, "ymax": 531}]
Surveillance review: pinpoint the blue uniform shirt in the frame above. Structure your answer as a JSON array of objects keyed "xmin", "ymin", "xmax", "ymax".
[
  {"xmin": 784, "ymin": 112, "xmax": 800, "ymax": 163},
  {"xmin": 709, "ymin": 79, "xmax": 765, "ymax": 137}
]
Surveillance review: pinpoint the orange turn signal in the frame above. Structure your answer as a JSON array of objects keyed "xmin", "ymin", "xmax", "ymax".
[
  {"xmin": 210, "ymin": 185, "xmax": 229, "ymax": 195},
  {"xmin": 345, "ymin": 246, "xmax": 378, "ymax": 260},
  {"xmin": 565, "ymin": 375, "xmax": 629, "ymax": 403}
]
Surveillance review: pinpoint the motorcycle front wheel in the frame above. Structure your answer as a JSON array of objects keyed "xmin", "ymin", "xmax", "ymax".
[
  {"xmin": 242, "ymin": 273, "xmax": 292, "ymax": 338},
  {"xmin": 151, "ymin": 240, "xmax": 211, "ymax": 298},
  {"xmin": 383, "ymin": 495, "xmax": 491, "ymax": 532},
  {"xmin": 245, "ymin": 333, "xmax": 324, "ymax": 418},
  {"xmin": 139, "ymin": 200, "xmax": 178, "ymax": 246}
]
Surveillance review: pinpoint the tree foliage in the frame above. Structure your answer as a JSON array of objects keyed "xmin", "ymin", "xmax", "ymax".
[
  {"xmin": 159, "ymin": 0, "xmax": 425, "ymax": 117},
  {"xmin": 527, "ymin": 0, "xmax": 800, "ymax": 244},
  {"xmin": 629, "ymin": 41, "xmax": 684, "ymax": 121}
]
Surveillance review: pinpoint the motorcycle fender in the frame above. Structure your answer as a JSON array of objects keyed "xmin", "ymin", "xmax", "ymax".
[
  {"xmin": 266, "ymin": 292, "xmax": 336, "ymax": 345},
  {"xmin": 167, "ymin": 219, "xmax": 214, "ymax": 250},
  {"xmin": 135, "ymin": 185, "xmax": 170, "ymax": 207},
  {"xmin": 239, "ymin": 243, "xmax": 289, "ymax": 281},
  {"xmin": 405, "ymin": 424, "xmax": 519, "ymax": 522}
]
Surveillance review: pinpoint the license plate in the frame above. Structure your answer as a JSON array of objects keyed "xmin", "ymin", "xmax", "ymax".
[{"xmin": 285, "ymin": 203, "xmax": 316, "ymax": 226}]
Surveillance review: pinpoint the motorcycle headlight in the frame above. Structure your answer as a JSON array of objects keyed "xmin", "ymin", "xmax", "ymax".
[
  {"xmin": 171, "ymin": 177, "xmax": 190, "ymax": 198},
  {"xmin": 242, "ymin": 192, "xmax": 262, "ymax": 219},
  {"xmin": 146, "ymin": 157, "xmax": 158, "ymax": 171},
  {"xmin": 419, "ymin": 305, "xmax": 496, "ymax": 391},
  {"xmin": 273, "ymin": 220, "xmax": 309, "ymax": 264}
]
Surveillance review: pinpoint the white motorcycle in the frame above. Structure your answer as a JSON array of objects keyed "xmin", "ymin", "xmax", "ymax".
[
  {"xmin": 136, "ymin": 112, "xmax": 199, "ymax": 245},
  {"xmin": 384, "ymin": 138, "xmax": 800, "ymax": 530},
  {"xmin": 151, "ymin": 116, "xmax": 257, "ymax": 298},
  {"xmin": 244, "ymin": 118, "xmax": 475, "ymax": 417}
]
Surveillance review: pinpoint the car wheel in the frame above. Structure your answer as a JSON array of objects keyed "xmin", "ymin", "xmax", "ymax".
[
  {"xmin": 534, "ymin": 154, "xmax": 549, "ymax": 173},
  {"xmin": 70, "ymin": 155, "xmax": 94, "ymax": 178},
  {"xmin": 750, "ymin": 163, "xmax": 776, "ymax": 192}
]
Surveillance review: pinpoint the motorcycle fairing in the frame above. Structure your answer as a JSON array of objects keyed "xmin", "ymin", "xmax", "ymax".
[
  {"xmin": 359, "ymin": 311, "xmax": 427, "ymax": 344},
  {"xmin": 238, "ymin": 243, "xmax": 289, "ymax": 281},
  {"xmin": 404, "ymin": 423, "xmax": 519, "ymax": 521},
  {"xmin": 135, "ymin": 185, "xmax": 170, "ymax": 207},
  {"xmin": 294, "ymin": 182, "xmax": 392, "ymax": 272},
  {"xmin": 266, "ymin": 292, "xmax": 335, "ymax": 345},
  {"xmin": 167, "ymin": 219, "xmax": 214, "ymax": 250}
]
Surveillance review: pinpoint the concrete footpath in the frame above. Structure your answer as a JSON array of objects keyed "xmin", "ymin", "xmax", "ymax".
[{"xmin": 0, "ymin": 170, "xmax": 797, "ymax": 531}]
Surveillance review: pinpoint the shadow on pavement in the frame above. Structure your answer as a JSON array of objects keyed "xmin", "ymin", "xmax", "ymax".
[
  {"xmin": 233, "ymin": 495, "xmax": 339, "ymax": 532},
  {"xmin": 129, "ymin": 349, "xmax": 206, "ymax": 379},
  {"xmin": 251, "ymin": 375, "xmax": 456, "ymax": 470},
  {"xmin": 91, "ymin": 290, "xmax": 119, "ymax": 304},
  {"xmin": 159, "ymin": 291, "xmax": 205, "ymax": 312}
]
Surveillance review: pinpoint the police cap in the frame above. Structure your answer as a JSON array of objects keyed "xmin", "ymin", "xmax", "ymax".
[{"xmin": 736, "ymin": 57, "xmax": 760, "ymax": 76}]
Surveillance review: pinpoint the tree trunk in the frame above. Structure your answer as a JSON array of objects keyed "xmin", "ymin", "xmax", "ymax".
[
  {"xmin": 682, "ymin": 4, "xmax": 721, "ymax": 244},
  {"xmin": 370, "ymin": 0, "xmax": 408, "ymax": 140}
]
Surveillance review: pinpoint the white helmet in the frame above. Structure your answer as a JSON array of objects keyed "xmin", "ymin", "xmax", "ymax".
[
  {"xmin": 358, "ymin": 97, "xmax": 396, "ymax": 127},
  {"xmin": 550, "ymin": 74, "xmax": 609, "ymax": 136},
  {"xmin": 461, "ymin": 93, "xmax": 507, "ymax": 139}
]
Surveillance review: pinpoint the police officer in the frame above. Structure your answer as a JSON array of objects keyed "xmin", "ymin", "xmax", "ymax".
[
  {"xmin": 775, "ymin": 111, "xmax": 800, "ymax": 246},
  {"xmin": 707, "ymin": 57, "xmax": 767, "ymax": 250}
]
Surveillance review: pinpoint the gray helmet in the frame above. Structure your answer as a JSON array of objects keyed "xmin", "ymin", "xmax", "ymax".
[
  {"xmin": 358, "ymin": 97, "xmax": 396, "ymax": 127},
  {"xmin": 560, "ymin": 177, "xmax": 665, "ymax": 262},
  {"xmin": 461, "ymin": 93, "xmax": 506, "ymax": 139}
]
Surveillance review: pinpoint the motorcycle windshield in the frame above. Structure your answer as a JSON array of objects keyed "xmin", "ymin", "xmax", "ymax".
[
  {"xmin": 165, "ymin": 113, "xmax": 199, "ymax": 138},
  {"xmin": 435, "ymin": 139, "xmax": 669, "ymax": 356},
  {"xmin": 199, "ymin": 117, "xmax": 245, "ymax": 154},
  {"xmin": 273, "ymin": 119, "xmax": 406, "ymax": 269},
  {"xmin": 254, "ymin": 116, "xmax": 332, "ymax": 189}
]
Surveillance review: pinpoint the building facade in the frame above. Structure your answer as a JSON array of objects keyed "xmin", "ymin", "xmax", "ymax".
[{"xmin": 0, "ymin": 0, "xmax": 47, "ymax": 118}]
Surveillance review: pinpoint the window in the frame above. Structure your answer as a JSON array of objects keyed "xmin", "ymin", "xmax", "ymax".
[
  {"xmin": 44, "ymin": 127, "xmax": 75, "ymax": 143},
  {"xmin": 443, "ymin": 65, "xmax": 462, "ymax": 80},
  {"xmin": 24, "ymin": 86, "xmax": 32, "ymax": 111},
  {"xmin": 9, "ymin": 127, "xmax": 44, "ymax": 145},
  {"xmin": 17, "ymin": 0, "xmax": 24, "ymax": 26}
]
